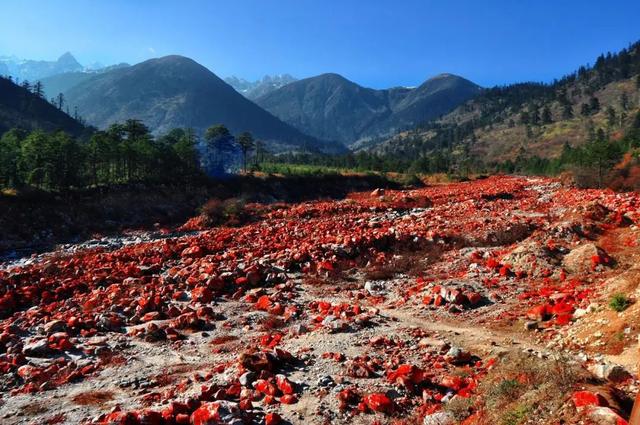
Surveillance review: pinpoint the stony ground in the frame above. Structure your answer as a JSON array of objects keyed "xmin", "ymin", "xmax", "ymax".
[{"xmin": 0, "ymin": 176, "xmax": 638, "ymax": 425}]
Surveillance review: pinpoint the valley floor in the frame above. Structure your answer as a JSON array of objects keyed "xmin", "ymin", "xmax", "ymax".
[{"xmin": 0, "ymin": 176, "xmax": 638, "ymax": 424}]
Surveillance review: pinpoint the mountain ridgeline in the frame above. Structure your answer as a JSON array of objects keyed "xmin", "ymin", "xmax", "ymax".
[
  {"xmin": 63, "ymin": 56, "xmax": 344, "ymax": 153},
  {"xmin": 254, "ymin": 73, "xmax": 481, "ymax": 146}
]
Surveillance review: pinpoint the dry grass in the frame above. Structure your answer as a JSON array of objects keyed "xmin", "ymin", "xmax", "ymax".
[{"xmin": 474, "ymin": 352, "xmax": 588, "ymax": 425}]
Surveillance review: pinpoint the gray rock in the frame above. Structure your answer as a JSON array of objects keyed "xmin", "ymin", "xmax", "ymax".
[
  {"xmin": 445, "ymin": 346, "xmax": 471, "ymax": 364},
  {"xmin": 43, "ymin": 320, "xmax": 67, "ymax": 334},
  {"xmin": 364, "ymin": 280, "xmax": 386, "ymax": 296},
  {"xmin": 589, "ymin": 363, "xmax": 632, "ymax": 383},
  {"xmin": 563, "ymin": 243, "xmax": 608, "ymax": 274},
  {"xmin": 291, "ymin": 324, "xmax": 308, "ymax": 335},
  {"xmin": 23, "ymin": 339, "xmax": 51, "ymax": 357},
  {"xmin": 239, "ymin": 371, "xmax": 256, "ymax": 386},
  {"xmin": 317, "ymin": 375, "xmax": 335, "ymax": 388}
]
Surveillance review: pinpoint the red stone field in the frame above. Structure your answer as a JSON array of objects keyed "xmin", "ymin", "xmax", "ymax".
[{"xmin": 0, "ymin": 176, "xmax": 638, "ymax": 424}]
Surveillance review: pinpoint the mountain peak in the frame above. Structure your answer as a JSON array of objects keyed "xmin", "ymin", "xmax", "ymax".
[{"xmin": 57, "ymin": 52, "xmax": 80, "ymax": 66}]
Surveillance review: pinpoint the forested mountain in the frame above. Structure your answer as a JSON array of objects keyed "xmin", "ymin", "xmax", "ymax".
[
  {"xmin": 225, "ymin": 74, "xmax": 298, "ymax": 99},
  {"xmin": 254, "ymin": 72, "xmax": 481, "ymax": 145},
  {"xmin": 63, "ymin": 56, "xmax": 343, "ymax": 153},
  {"xmin": 376, "ymin": 40, "xmax": 640, "ymax": 167},
  {"xmin": 0, "ymin": 52, "xmax": 83, "ymax": 82},
  {"xmin": 0, "ymin": 76, "xmax": 85, "ymax": 136}
]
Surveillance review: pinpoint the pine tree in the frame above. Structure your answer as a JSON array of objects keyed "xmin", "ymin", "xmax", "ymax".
[
  {"xmin": 589, "ymin": 96, "xmax": 600, "ymax": 113},
  {"xmin": 580, "ymin": 103, "xmax": 591, "ymax": 117},
  {"xmin": 562, "ymin": 103, "xmax": 574, "ymax": 119},
  {"xmin": 542, "ymin": 106, "xmax": 552, "ymax": 124},
  {"xmin": 32, "ymin": 81, "xmax": 44, "ymax": 98},
  {"xmin": 531, "ymin": 106, "xmax": 540, "ymax": 125},
  {"xmin": 203, "ymin": 124, "xmax": 237, "ymax": 177},
  {"xmin": 606, "ymin": 106, "xmax": 616, "ymax": 127},
  {"xmin": 255, "ymin": 140, "xmax": 267, "ymax": 166},
  {"xmin": 236, "ymin": 132, "xmax": 255, "ymax": 173},
  {"xmin": 620, "ymin": 92, "xmax": 629, "ymax": 111},
  {"xmin": 56, "ymin": 93, "xmax": 65, "ymax": 110}
]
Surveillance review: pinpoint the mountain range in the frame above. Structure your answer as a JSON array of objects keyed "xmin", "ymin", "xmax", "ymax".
[
  {"xmin": 0, "ymin": 52, "xmax": 84, "ymax": 82},
  {"xmin": 1, "ymin": 52, "xmax": 483, "ymax": 152},
  {"xmin": 63, "ymin": 55, "xmax": 342, "ymax": 153},
  {"xmin": 254, "ymin": 73, "xmax": 481, "ymax": 146}
]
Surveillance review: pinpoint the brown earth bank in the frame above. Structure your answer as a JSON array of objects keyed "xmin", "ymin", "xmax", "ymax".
[{"xmin": 0, "ymin": 173, "xmax": 400, "ymax": 258}]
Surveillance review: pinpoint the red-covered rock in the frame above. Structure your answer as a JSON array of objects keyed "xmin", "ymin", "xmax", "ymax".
[
  {"xmin": 276, "ymin": 374, "xmax": 294, "ymax": 395},
  {"xmin": 572, "ymin": 390, "xmax": 608, "ymax": 409},
  {"xmin": 526, "ymin": 304, "xmax": 552, "ymax": 321},
  {"xmin": 363, "ymin": 393, "xmax": 394, "ymax": 413},
  {"xmin": 265, "ymin": 412, "xmax": 282, "ymax": 425}
]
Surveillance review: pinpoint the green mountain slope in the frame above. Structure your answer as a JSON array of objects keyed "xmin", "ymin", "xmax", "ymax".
[
  {"xmin": 0, "ymin": 76, "xmax": 85, "ymax": 136},
  {"xmin": 64, "ymin": 55, "xmax": 343, "ymax": 153},
  {"xmin": 254, "ymin": 72, "xmax": 481, "ymax": 146}
]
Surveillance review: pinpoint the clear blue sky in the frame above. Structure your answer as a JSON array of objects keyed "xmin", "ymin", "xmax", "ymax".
[{"xmin": 1, "ymin": 0, "xmax": 639, "ymax": 88}]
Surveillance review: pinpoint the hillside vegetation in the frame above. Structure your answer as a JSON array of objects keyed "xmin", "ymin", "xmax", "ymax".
[
  {"xmin": 378, "ymin": 41, "xmax": 640, "ymax": 165},
  {"xmin": 0, "ymin": 76, "xmax": 85, "ymax": 136}
]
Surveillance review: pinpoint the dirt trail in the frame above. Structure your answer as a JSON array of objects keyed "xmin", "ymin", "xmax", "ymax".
[{"xmin": 382, "ymin": 308, "xmax": 539, "ymax": 355}]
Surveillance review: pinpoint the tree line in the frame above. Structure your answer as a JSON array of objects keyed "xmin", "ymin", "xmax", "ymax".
[
  {"xmin": 0, "ymin": 120, "xmax": 264, "ymax": 191},
  {"xmin": 265, "ymin": 111, "xmax": 640, "ymax": 188}
]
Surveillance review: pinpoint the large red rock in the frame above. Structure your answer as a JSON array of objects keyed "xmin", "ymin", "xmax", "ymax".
[
  {"xmin": 571, "ymin": 390, "xmax": 608, "ymax": 409},
  {"xmin": 363, "ymin": 393, "xmax": 393, "ymax": 413},
  {"xmin": 526, "ymin": 304, "xmax": 552, "ymax": 321}
]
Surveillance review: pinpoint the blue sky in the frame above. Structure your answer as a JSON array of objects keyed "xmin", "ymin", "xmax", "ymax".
[{"xmin": 1, "ymin": 0, "xmax": 639, "ymax": 88}]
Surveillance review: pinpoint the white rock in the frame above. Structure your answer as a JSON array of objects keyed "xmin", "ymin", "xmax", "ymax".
[
  {"xmin": 423, "ymin": 412, "xmax": 455, "ymax": 425},
  {"xmin": 364, "ymin": 280, "xmax": 386, "ymax": 296}
]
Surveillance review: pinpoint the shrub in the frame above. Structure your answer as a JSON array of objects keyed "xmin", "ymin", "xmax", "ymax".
[
  {"xmin": 501, "ymin": 404, "xmax": 531, "ymax": 425},
  {"xmin": 395, "ymin": 173, "xmax": 424, "ymax": 187},
  {"xmin": 487, "ymin": 379, "xmax": 522, "ymax": 407},
  {"xmin": 609, "ymin": 293, "xmax": 630, "ymax": 312},
  {"xmin": 477, "ymin": 352, "xmax": 586, "ymax": 425},
  {"xmin": 199, "ymin": 197, "xmax": 248, "ymax": 227},
  {"xmin": 444, "ymin": 396, "xmax": 474, "ymax": 421}
]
